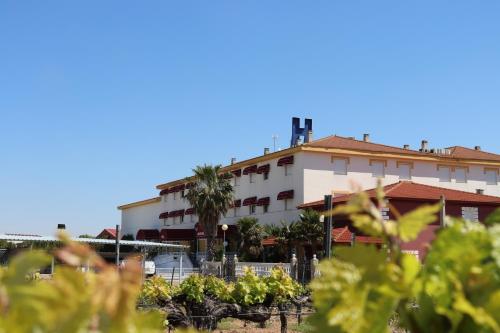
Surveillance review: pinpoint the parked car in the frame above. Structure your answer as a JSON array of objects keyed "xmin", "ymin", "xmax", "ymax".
[{"xmin": 120, "ymin": 259, "xmax": 156, "ymax": 277}]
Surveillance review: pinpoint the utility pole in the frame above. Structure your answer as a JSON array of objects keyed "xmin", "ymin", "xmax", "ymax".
[
  {"xmin": 324, "ymin": 195, "xmax": 333, "ymax": 258},
  {"xmin": 115, "ymin": 224, "xmax": 120, "ymax": 267}
]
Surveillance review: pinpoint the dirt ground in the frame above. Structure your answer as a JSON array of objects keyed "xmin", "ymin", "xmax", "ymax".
[{"xmin": 214, "ymin": 315, "xmax": 313, "ymax": 333}]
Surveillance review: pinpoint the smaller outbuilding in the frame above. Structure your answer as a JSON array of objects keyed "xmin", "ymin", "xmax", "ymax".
[{"xmin": 297, "ymin": 181, "xmax": 500, "ymax": 260}]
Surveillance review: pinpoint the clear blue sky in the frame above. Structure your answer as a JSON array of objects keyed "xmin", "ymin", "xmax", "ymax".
[{"xmin": 1, "ymin": 1, "xmax": 499, "ymax": 236}]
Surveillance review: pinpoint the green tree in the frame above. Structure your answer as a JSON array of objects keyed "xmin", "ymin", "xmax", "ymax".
[
  {"xmin": 186, "ymin": 164, "xmax": 233, "ymax": 261},
  {"xmin": 264, "ymin": 221, "xmax": 295, "ymax": 262},
  {"xmin": 309, "ymin": 181, "xmax": 500, "ymax": 333},
  {"xmin": 295, "ymin": 209, "xmax": 324, "ymax": 257},
  {"xmin": 237, "ymin": 217, "xmax": 265, "ymax": 261}
]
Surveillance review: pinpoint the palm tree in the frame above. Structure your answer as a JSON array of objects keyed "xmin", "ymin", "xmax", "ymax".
[
  {"xmin": 186, "ymin": 164, "xmax": 234, "ymax": 261},
  {"xmin": 264, "ymin": 221, "xmax": 295, "ymax": 261},
  {"xmin": 295, "ymin": 209, "xmax": 324, "ymax": 257},
  {"xmin": 236, "ymin": 217, "xmax": 265, "ymax": 261}
]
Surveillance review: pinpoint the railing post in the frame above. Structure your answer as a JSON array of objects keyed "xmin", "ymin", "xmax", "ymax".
[
  {"xmin": 290, "ymin": 253, "xmax": 298, "ymax": 280},
  {"xmin": 311, "ymin": 254, "xmax": 319, "ymax": 280}
]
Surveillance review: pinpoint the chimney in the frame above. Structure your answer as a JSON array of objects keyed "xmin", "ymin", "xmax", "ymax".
[
  {"xmin": 363, "ymin": 133, "xmax": 370, "ymax": 142},
  {"xmin": 263, "ymin": 148, "xmax": 270, "ymax": 155},
  {"xmin": 420, "ymin": 140, "xmax": 428, "ymax": 151},
  {"xmin": 403, "ymin": 144, "xmax": 410, "ymax": 149},
  {"xmin": 475, "ymin": 146, "xmax": 481, "ymax": 151},
  {"xmin": 476, "ymin": 189, "xmax": 484, "ymax": 195},
  {"xmin": 230, "ymin": 158, "xmax": 236, "ymax": 165},
  {"xmin": 57, "ymin": 224, "xmax": 66, "ymax": 230}
]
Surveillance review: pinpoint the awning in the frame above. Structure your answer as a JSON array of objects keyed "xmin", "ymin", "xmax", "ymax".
[
  {"xmin": 242, "ymin": 196, "xmax": 257, "ymax": 206},
  {"xmin": 136, "ymin": 229, "xmax": 160, "ymax": 241},
  {"xmin": 257, "ymin": 197, "xmax": 270, "ymax": 206},
  {"xmin": 231, "ymin": 169, "xmax": 242, "ymax": 177},
  {"xmin": 277, "ymin": 190, "xmax": 294, "ymax": 200},
  {"xmin": 277, "ymin": 155, "xmax": 294, "ymax": 166},
  {"xmin": 185, "ymin": 208, "xmax": 195, "ymax": 215},
  {"xmin": 160, "ymin": 228, "xmax": 195, "ymax": 241},
  {"xmin": 233, "ymin": 199, "xmax": 242, "ymax": 208},
  {"xmin": 159, "ymin": 212, "xmax": 169, "ymax": 219},
  {"xmin": 169, "ymin": 209, "xmax": 185, "ymax": 217},
  {"xmin": 257, "ymin": 164, "xmax": 270, "ymax": 174},
  {"xmin": 243, "ymin": 165, "xmax": 258, "ymax": 175}
]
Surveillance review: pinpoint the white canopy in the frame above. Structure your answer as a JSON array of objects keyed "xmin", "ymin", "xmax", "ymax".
[{"xmin": 0, "ymin": 234, "xmax": 187, "ymax": 248}]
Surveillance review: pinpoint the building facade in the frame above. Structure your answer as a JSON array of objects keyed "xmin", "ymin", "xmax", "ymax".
[{"xmin": 118, "ymin": 131, "xmax": 500, "ymax": 248}]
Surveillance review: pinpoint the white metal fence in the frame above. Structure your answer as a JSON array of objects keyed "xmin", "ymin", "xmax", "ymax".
[
  {"xmin": 156, "ymin": 267, "xmax": 200, "ymax": 283},
  {"xmin": 235, "ymin": 262, "xmax": 291, "ymax": 277}
]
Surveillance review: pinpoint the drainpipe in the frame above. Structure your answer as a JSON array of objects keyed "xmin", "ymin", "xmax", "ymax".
[{"xmin": 439, "ymin": 195, "xmax": 446, "ymax": 227}]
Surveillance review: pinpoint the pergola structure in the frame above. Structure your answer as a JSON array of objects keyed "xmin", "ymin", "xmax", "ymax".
[{"xmin": 0, "ymin": 233, "xmax": 188, "ymax": 275}]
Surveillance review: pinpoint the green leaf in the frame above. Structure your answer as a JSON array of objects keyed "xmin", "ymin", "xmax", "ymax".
[
  {"xmin": 398, "ymin": 204, "xmax": 441, "ymax": 242},
  {"xmin": 485, "ymin": 208, "xmax": 500, "ymax": 226}
]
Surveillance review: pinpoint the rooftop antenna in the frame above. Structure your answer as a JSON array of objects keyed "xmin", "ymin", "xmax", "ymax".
[{"xmin": 272, "ymin": 134, "xmax": 279, "ymax": 152}]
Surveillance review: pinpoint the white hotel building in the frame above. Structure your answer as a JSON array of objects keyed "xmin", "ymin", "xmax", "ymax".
[{"xmin": 118, "ymin": 127, "xmax": 500, "ymax": 250}]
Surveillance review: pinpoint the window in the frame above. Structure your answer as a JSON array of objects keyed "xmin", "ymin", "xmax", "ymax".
[
  {"xmin": 190, "ymin": 214, "xmax": 195, "ymax": 223},
  {"xmin": 173, "ymin": 192, "xmax": 177, "ymax": 200},
  {"xmin": 249, "ymin": 173, "xmax": 254, "ymax": 183},
  {"xmin": 284, "ymin": 199, "xmax": 292, "ymax": 211},
  {"xmin": 180, "ymin": 215, "xmax": 184, "ymax": 223},
  {"xmin": 462, "ymin": 207, "xmax": 479, "ymax": 222},
  {"xmin": 249, "ymin": 205, "xmax": 256, "ymax": 215},
  {"xmin": 398, "ymin": 163, "xmax": 411, "ymax": 180},
  {"xmin": 332, "ymin": 158, "xmax": 348, "ymax": 175},
  {"xmin": 234, "ymin": 176, "xmax": 240, "ymax": 186},
  {"xmin": 285, "ymin": 165, "xmax": 292, "ymax": 176},
  {"xmin": 233, "ymin": 207, "xmax": 239, "ymax": 217},
  {"xmin": 371, "ymin": 161, "xmax": 385, "ymax": 178},
  {"xmin": 181, "ymin": 190, "xmax": 186, "ymax": 198},
  {"xmin": 263, "ymin": 172, "xmax": 269, "ymax": 180},
  {"xmin": 163, "ymin": 220, "xmax": 169, "ymax": 226},
  {"xmin": 263, "ymin": 205, "xmax": 269, "ymax": 213},
  {"xmin": 163, "ymin": 196, "xmax": 168, "ymax": 202},
  {"xmin": 455, "ymin": 167, "xmax": 467, "ymax": 183},
  {"xmin": 438, "ymin": 166, "xmax": 451, "ymax": 182},
  {"xmin": 486, "ymin": 169, "xmax": 498, "ymax": 185}
]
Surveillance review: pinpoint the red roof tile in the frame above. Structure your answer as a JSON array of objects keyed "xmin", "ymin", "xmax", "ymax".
[
  {"xmin": 305, "ymin": 136, "xmax": 500, "ymax": 163},
  {"xmin": 305, "ymin": 135, "xmax": 422, "ymax": 155},
  {"xmin": 446, "ymin": 146, "xmax": 500, "ymax": 162},
  {"xmin": 96, "ymin": 228, "xmax": 117, "ymax": 239},
  {"xmin": 299, "ymin": 181, "xmax": 500, "ymax": 209}
]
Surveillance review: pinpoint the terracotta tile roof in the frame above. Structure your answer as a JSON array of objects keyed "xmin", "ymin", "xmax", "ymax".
[
  {"xmin": 305, "ymin": 135, "xmax": 500, "ymax": 163},
  {"xmin": 304, "ymin": 135, "xmax": 423, "ymax": 155},
  {"xmin": 299, "ymin": 181, "xmax": 500, "ymax": 209},
  {"xmin": 96, "ymin": 228, "xmax": 117, "ymax": 239},
  {"xmin": 262, "ymin": 236, "xmax": 277, "ymax": 246},
  {"xmin": 333, "ymin": 227, "xmax": 383, "ymax": 244},
  {"xmin": 446, "ymin": 146, "xmax": 500, "ymax": 162}
]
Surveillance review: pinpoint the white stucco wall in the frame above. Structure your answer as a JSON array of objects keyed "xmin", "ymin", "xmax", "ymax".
[
  {"xmin": 302, "ymin": 151, "xmax": 500, "ymax": 204},
  {"xmin": 120, "ymin": 201, "xmax": 162, "ymax": 238},
  {"xmin": 120, "ymin": 150, "xmax": 500, "ymax": 238},
  {"xmin": 158, "ymin": 153, "xmax": 304, "ymax": 230}
]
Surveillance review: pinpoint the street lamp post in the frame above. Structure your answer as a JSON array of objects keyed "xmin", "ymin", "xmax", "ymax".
[
  {"xmin": 221, "ymin": 224, "xmax": 228, "ymax": 257},
  {"xmin": 221, "ymin": 224, "xmax": 228, "ymax": 278}
]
